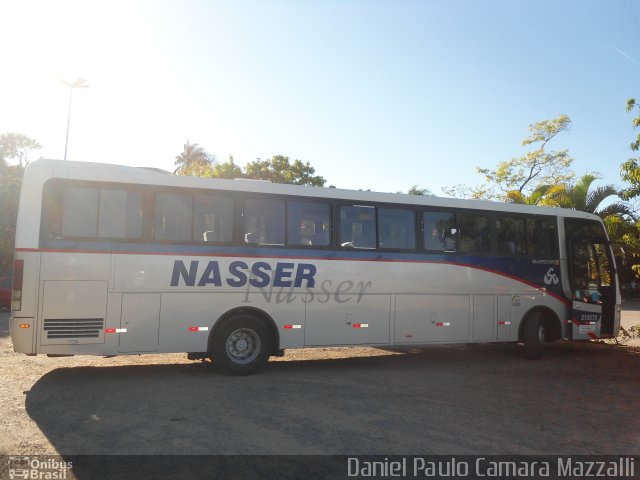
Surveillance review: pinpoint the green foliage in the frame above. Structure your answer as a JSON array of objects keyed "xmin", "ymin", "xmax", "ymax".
[
  {"xmin": 605, "ymin": 215, "xmax": 640, "ymax": 276},
  {"xmin": 627, "ymin": 98, "xmax": 640, "ymax": 148},
  {"xmin": 441, "ymin": 184, "xmax": 491, "ymax": 199},
  {"xmin": 175, "ymin": 143, "xmax": 327, "ymax": 187},
  {"xmin": 0, "ymin": 132, "xmax": 41, "ymax": 167},
  {"xmin": 174, "ymin": 141, "xmax": 216, "ymax": 176},
  {"xmin": 244, "ymin": 155, "xmax": 326, "ymax": 186},
  {"xmin": 443, "ymin": 115, "xmax": 573, "ymax": 201},
  {"xmin": 0, "ymin": 132, "xmax": 35, "ymax": 272},
  {"xmin": 544, "ymin": 173, "xmax": 632, "ymax": 218},
  {"xmin": 407, "ymin": 185, "xmax": 432, "ymax": 196},
  {"xmin": 0, "ymin": 165, "xmax": 24, "ymax": 273},
  {"xmin": 620, "ymin": 98, "xmax": 640, "ymax": 200},
  {"xmin": 504, "ymin": 184, "xmax": 560, "ymax": 205},
  {"xmin": 476, "ymin": 115, "xmax": 573, "ymax": 200},
  {"xmin": 206, "ymin": 155, "xmax": 243, "ymax": 179}
]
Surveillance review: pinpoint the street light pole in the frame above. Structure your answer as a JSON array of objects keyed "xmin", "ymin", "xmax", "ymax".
[{"xmin": 62, "ymin": 78, "xmax": 89, "ymax": 161}]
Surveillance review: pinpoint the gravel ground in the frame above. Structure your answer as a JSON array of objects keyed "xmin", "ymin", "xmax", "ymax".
[{"xmin": 0, "ymin": 307, "xmax": 639, "ymax": 457}]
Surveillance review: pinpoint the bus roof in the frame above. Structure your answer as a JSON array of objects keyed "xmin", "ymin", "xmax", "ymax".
[{"xmin": 26, "ymin": 159, "xmax": 602, "ymax": 221}]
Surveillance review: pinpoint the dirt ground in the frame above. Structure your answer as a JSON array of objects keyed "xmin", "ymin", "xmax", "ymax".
[
  {"xmin": 0, "ymin": 306, "xmax": 639, "ymax": 457},
  {"xmin": 0, "ymin": 314, "xmax": 402, "ymax": 456}
]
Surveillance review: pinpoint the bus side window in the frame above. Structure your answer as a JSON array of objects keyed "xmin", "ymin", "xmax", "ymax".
[
  {"xmin": 62, "ymin": 187, "xmax": 99, "ymax": 237},
  {"xmin": 194, "ymin": 195, "xmax": 234, "ymax": 243},
  {"xmin": 43, "ymin": 182, "xmax": 143, "ymax": 240},
  {"xmin": 378, "ymin": 208, "xmax": 416, "ymax": 250},
  {"xmin": 423, "ymin": 211, "xmax": 456, "ymax": 252},
  {"xmin": 526, "ymin": 217, "xmax": 558, "ymax": 257},
  {"xmin": 340, "ymin": 205, "xmax": 376, "ymax": 249},
  {"xmin": 99, "ymin": 189, "xmax": 143, "ymax": 239},
  {"xmin": 495, "ymin": 216, "xmax": 525, "ymax": 255},
  {"xmin": 287, "ymin": 201, "xmax": 330, "ymax": 246},
  {"xmin": 457, "ymin": 213, "xmax": 490, "ymax": 254},
  {"xmin": 153, "ymin": 192, "xmax": 193, "ymax": 242},
  {"xmin": 243, "ymin": 198, "xmax": 285, "ymax": 245}
]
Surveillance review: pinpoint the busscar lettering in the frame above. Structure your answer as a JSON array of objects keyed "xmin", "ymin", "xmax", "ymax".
[{"xmin": 171, "ymin": 260, "xmax": 317, "ymax": 289}]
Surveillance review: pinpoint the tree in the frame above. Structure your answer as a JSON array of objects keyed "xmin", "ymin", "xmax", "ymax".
[
  {"xmin": 441, "ymin": 183, "xmax": 492, "ymax": 200},
  {"xmin": 546, "ymin": 173, "xmax": 633, "ymax": 219},
  {"xmin": 604, "ymin": 215, "xmax": 640, "ymax": 269},
  {"xmin": 175, "ymin": 143, "xmax": 328, "ymax": 187},
  {"xmin": 407, "ymin": 185, "xmax": 432, "ymax": 196},
  {"xmin": 244, "ymin": 155, "xmax": 326, "ymax": 186},
  {"xmin": 479, "ymin": 115, "xmax": 573, "ymax": 199},
  {"xmin": 620, "ymin": 98, "xmax": 640, "ymax": 200},
  {"xmin": 503, "ymin": 184, "xmax": 560, "ymax": 205},
  {"xmin": 546, "ymin": 172, "xmax": 638, "ymax": 279},
  {"xmin": 0, "ymin": 163, "xmax": 25, "ymax": 274},
  {"xmin": 207, "ymin": 155, "xmax": 243, "ymax": 179},
  {"xmin": 0, "ymin": 132, "xmax": 37, "ymax": 273},
  {"xmin": 444, "ymin": 115, "xmax": 574, "ymax": 201},
  {"xmin": 0, "ymin": 133, "xmax": 41, "ymax": 167},
  {"xmin": 174, "ymin": 141, "xmax": 215, "ymax": 176}
]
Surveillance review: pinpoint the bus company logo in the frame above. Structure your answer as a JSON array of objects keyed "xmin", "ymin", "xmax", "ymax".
[
  {"xmin": 8, "ymin": 456, "xmax": 72, "ymax": 479},
  {"xmin": 170, "ymin": 260, "xmax": 317, "ymax": 289},
  {"xmin": 543, "ymin": 267, "xmax": 559, "ymax": 285}
]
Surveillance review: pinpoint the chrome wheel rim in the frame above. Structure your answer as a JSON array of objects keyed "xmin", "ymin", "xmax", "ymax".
[{"xmin": 226, "ymin": 328, "xmax": 261, "ymax": 364}]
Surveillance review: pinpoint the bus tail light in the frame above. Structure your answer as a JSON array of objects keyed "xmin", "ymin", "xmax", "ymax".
[{"xmin": 12, "ymin": 259, "xmax": 24, "ymax": 311}]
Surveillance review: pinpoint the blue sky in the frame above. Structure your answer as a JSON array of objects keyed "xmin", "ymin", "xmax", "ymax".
[{"xmin": 1, "ymin": 0, "xmax": 639, "ymax": 195}]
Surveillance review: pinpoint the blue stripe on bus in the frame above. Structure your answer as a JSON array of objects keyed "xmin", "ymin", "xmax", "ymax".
[{"xmin": 32, "ymin": 240, "xmax": 567, "ymax": 300}]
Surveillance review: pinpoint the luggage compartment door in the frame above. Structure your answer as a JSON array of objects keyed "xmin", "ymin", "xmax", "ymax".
[{"xmin": 119, "ymin": 294, "xmax": 160, "ymax": 353}]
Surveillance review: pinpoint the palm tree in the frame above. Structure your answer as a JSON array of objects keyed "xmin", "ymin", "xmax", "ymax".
[
  {"xmin": 508, "ymin": 174, "xmax": 638, "ymax": 273},
  {"xmin": 505, "ymin": 185, "xmax": 550, "ymax": 205},
  {"xmin": 174, "ymin": 141, "xmax": 215, "ymax": 176},
  {"xmin": 545, "ymin": 173, "xmax": 634, "ymax": 218}
]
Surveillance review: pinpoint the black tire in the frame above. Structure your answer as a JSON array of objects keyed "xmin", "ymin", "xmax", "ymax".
[
  {"xmin": 211, "ymin": 314, "xmax": 272, "ymax": 375},
  {"xmin": 523, "ymin": 313, "xmax": 545, "ymax": 359}
]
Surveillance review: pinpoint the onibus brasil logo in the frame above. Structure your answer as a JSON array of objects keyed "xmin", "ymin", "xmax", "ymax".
[{"xmin": 8, "ymin": 456, "xmax": 72, "ymax": 479}]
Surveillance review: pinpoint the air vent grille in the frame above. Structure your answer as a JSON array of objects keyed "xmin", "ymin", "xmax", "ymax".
[{"xmin": 44, "ymin": 318, "xmax": 104, "ymax": 339}]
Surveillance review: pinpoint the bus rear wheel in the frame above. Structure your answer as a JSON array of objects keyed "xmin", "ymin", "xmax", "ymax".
[
  {"xmin": 211, "ymin": 314, "xmax": 272, "ymax": 375},
  {"xmin": 523, "ymin": 313, "xmax": 545, "ymax": 359}
]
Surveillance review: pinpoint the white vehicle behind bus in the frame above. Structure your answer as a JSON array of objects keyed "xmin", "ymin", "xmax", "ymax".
[{"xmin": 10, "ymin": 159, "xmax": 621, "ymax": 374}]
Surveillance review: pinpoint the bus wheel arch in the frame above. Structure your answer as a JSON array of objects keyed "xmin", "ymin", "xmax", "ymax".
[
  {"xmin": 518, "ymin": 307, "xmax": 561, "ymax": 359},
  {"xmin": 208, "ymin": 307, "xmax": 279, "ymax": 375}
]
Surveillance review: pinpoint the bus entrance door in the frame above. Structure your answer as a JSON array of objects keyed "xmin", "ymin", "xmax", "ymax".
[{"xmin": 569, "ymin": 240, "xmax": 605, "ymax": 340}]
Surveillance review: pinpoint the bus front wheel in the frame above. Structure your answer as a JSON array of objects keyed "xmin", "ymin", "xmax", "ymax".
[
  {"xmin": 522, "ymin": 313, "xmax": 545, "ymax": 359},
  {"xmin": 211, "ymin": 314, "xmax": 272, "ymax": 375}
]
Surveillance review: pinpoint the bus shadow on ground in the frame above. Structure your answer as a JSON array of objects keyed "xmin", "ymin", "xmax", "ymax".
[{"xmin": 24, "ymin": 342, "xmax": 640, "ymax": 463}]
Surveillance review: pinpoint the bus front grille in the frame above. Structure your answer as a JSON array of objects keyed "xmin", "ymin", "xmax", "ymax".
[{"xmin": 44, "ymin": 318, "xmax": 104, "ymax": 339}]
